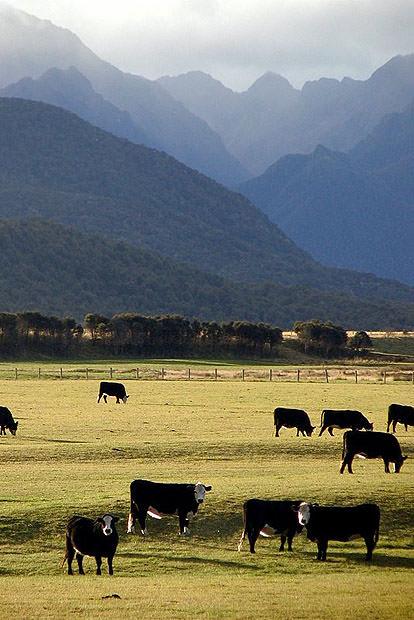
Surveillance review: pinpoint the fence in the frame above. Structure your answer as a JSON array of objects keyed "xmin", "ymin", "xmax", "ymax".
[{"xmin": 0, "ymin": 366, "xmax": 413, "ymax": 383}]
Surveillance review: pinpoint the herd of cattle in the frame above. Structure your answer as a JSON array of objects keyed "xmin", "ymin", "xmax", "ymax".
[{"xmin": 1, "ymin": 381, "xmax": 413, "ymax": 575}]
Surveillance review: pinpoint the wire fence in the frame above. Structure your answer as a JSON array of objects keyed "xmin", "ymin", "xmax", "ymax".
[{"xmin": 0, "ymin": 366, "xmax": 413, "ymax": 383}]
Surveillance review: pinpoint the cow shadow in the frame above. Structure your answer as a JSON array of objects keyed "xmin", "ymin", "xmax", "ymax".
[
  {"xmin": 117, "ymin": 550, "xmax": 260, "ymax": 571},
  {"xmin": 347, "ymin": 553, "xmax": 414, "ymax": 569}
]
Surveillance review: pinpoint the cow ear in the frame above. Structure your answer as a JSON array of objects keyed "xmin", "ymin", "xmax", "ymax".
[
  {"xmin": 15, "ymin": 421, "xmax": 19, "ymax": 426},
  {"xmin": 97, "ymin": 517, "xmax": 104, "ymax": 524},
  {"xmin": 204, "ymin": 485, "xmax": 212, "ymax": 492},
  {"xmin": 112, "ymin": 516, "xmax": 119, "ymax": 522}
]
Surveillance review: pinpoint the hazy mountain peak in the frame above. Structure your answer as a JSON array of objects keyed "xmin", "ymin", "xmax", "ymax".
[{"xmin": 246, "ymin": 71, "xmax": 295, "ymax": 98}]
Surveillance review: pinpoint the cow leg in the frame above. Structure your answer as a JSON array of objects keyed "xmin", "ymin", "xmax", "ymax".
[
  {"xmin": 107, "ymin": 554, "xmax": 114, "ymax": 575},
  {"xmin": 179, "ymin": 511, "xmax": 190, "ymax": 535},
  {"xmin": 247, "ymin": 527, "xmax": 260, "ymax": 554},
  {"xmin": 386, "ymin": 420, "xmax": 391, "ymax": 432},
  {"xmin": 287, "ymin": 529, "xmax": 295, "ymax": 551},
  {"xmin": 384, "ymin": 459, "xmax": 390, "ymax": 473},
  {"xmin": 103, "ymin": 394, "xmax": 108, "ymax": 403},
  {"xmin": 275, "ymin": 424, "xmax": 281, "ymax": 437},
  {"xmin": 137, "ymin": 507, "xmax": 148, "ymax": 535},
  {"xmin": 0, "ymin": 426, "xmax": 5, "ymax": 435},
  {"xmin": 116, "ymin": 397, "xmax": 120, "ymax": 404},
  {"xmin": 66, "ymin": 537, "xmax": 75, "ymax": 575},
  {"xmin": 405, "ymin": 424, "xmax": 408, "ymax": 432},
  {"xmin": 328, "ymin": 427, "xmax": 334, "ymax": 436},
  {"xmin": 318, "ymin": 425, "xmax": 326, "ymax": 437},
  {"xmin": 97, "ymin": 392, "xmax": 102, "ymax": 403},
  {"xmin": 279, "ymin": 534, "xmax": 287, "ymax": 551},
  {"xmin": 317, "ymin": 539, "xmax": 327, "ymax": 561},
  {"xmin": 392, "ymin": 421, "xmax": 397, "ymax": 433},
  {"xmin": 76, "ymin": 553, "xmax": 85, "ymax": 575},
  {"xmin": 340, "ymin": 454, "xmax": 353, "ymax": 474},
  {"xmin": 95, "ymin": 555, "xmax": 102, "ymax": 575},
  {"xmin": 364, "ymin": 536, "xmax": 375, "ymax": 561}
]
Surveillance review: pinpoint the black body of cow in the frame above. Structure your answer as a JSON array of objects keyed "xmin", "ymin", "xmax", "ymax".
[
  {"xmin": 340, "ymin": 430, "xmax": 407, "ymax": 474},
  {"xmin": 0, "ymin": 406, "xmax": 18, "ymax": 435},
  {"xmin": 238, "ymin": 499, "xmax": 303, "ymax": 554},
  {"xmin": 319, "ymin": 409, "xmax": 373, "ymax": 436},
  {"xmin": 128, "ymin": 479, "xmax": 211, "ymax": 535},
  {"xmin": 300, "ymin": 503, "xmax": 380, "ymax": 561},
  {"xmin": 274, "ymin": 407, "xmax": 315, "ymax": 437},
  {"xmin": 387, "ymin": 404, "xmax": 414, "ymax": 433},
  {"xmin": 65, "ymin": 514, "xmax": 119, "ymax": 575},
  {"xmin": 97, "ymin": 381, "xmax": 129, "ymax": 404}
]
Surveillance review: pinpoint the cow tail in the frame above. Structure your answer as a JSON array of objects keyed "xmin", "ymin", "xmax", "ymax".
[
  {"xmin": 237, "ymin": 504, "xmax": 247, "ymax": 552},
  {"xmin": 342, "ymin": 432, "xmax": 348, "ymax": 461}
]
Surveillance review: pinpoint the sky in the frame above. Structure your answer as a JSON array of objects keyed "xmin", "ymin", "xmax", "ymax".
[{"xmin": 4, "ymin": 0, "xmax": 414, "ymax": 90}]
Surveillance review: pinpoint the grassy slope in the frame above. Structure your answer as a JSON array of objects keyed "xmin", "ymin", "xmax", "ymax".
[{"xmin": 0, "ymin": 379, "xmax": 413, "ymax": 618}]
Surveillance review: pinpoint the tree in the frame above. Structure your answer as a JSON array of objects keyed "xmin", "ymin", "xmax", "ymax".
[
  {"xmin": 348, "ymin": 331, "xmax": 373, "ymax": 353},
  {"xmin": 294, "ymin": 319, "xmax": 347, "ymax": 357}
]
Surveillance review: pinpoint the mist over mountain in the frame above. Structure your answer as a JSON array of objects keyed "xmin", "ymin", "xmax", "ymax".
[
  {"xmin": 0, "ymin": 4, "xmax": 248, "ymax": 186},
  {"xmin": 240, "ymin": 103, "xmax": 414, "ymax": 284},
  {"xmin": 159, "ymin": 55, "xmax": 414, "ymax": 175},
  {"xmin": 0, "ymin": 96, "xmax": 413, "ymax": 314}
]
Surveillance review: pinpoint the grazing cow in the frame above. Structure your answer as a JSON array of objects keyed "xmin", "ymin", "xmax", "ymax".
[
  {"xmin": 0, "ymin": 406, "xmax": 18, "ymax": 436},
  {"xmin": 237, "ymin": 499, "xmax": 303, "ymax": 554},
  {"xmin": 64, "ymin": 514, "xmax": 119, "ymax": 575},
  {"xmin": 127, "ymin": 479, "xmax": 212, "ymax": 536},
  {"xmin": 387, "ymin": 404, "xmax": 414, "ymax": 433},
  {"xmin": 319, "ymin": 409, "xmax": 373, "ymax": 436},
  {"xmin": 340, "ymin": 430, "xmax": 407, "ymax": 474},
  {"xmin": 97, "ymin": 381, "xmax": 129, "ymax": 404},
  {"xmin": 297, "ymin": 502, "xmax": 380, "ymax": 561},
  {"xmin": 274, "ymin": 407, "xmax": 315, "ymax": 437}
]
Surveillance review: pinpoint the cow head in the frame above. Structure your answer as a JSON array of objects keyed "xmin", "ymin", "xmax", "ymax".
[
  {"xmin": 365, "ymin": 421, "xmax": 374, "ymax": 431},
  {"xmin": 97, "ymin": 514, "xmax": 119, "ymax": 536},
  {"xmin": 395, "ymin": 455, "xmax": 408, "ymax": 473},
  {"xmin": 297, "ymin": 502, "xmax": 312, "ymax": 526},
  {"xmin": 194, "ymin": 482, "xmax": 212, "ymax": 504},
  {"xmin": 306, "ymin": 426, "xmax": 316, "ymax": 437},
  {"xmin": 9, "ymin": 420, "xmax": 18, "ymax": 436},
  {"xmin": 122, "ymin": 395, "xmax": 129, "ymax": 404}
]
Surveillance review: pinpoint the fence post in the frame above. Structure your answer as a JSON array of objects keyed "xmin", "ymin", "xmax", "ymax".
[
  {"xmin": 110, "ymin": 367, "xmax": 113, "ymax": 379},
  {"xmin": 38, "ymin": 367, "xmax": 41, "ymax": 379},
  {"xmin": 269, "ymin": 368, "xmax": 272, "ymax": 382},
  {"xmin": 161, "ymin": 368, "xmax": 165, "ymax": 380},
  {"xmin": 383, "ymin": 371, "xmax": 387, "ymax": 384},
  {"xmin": 188, "ymin": 368, "xmax": 191, "ymax": 380},
  {"xmin": 86, "ymin": 368, "xmax": 89, "ymax": 380},
  {"xmin": 60, "ymin": 367, "xmax": 63, "ymax": 380},
  {"xmin": 215, "ymin": 368, "xmax": 218, "ymax": 381},
  {"xmin": 242, "ymin": 369, "xmax": 245, "ymax": 381},
  {"xmin": 15, "ymin": 368, "xmax": 18, "ymax": 380},
  {"xmin": 325, "ymin": 369, "xmax": 329, "ymax": 383},
  {"xmin": 136, "ymin": 368, "xmax": 139, "ymax": 380},
  {"xmin": 297, "ymin": 369, "xmax": 300, "ymax": 382},
  {"xmin": 412, "ymin": 371, "xmax": 414, "ymax": 385},
  {"xmin": 355, "ymin": 370, "xmax": 358, "ymax": 384}
]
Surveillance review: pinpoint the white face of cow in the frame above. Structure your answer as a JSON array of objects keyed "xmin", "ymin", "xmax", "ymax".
[
  {"xmin": 297, "ymin": 502, "xmax": 311, "ymax": 526},
  {"xmin": 101, "ymin": 514, "xmax": 116, "ymax": 536},
  {"xmin": 122, "ymin": 395, "xmax": 129, "ymax": 403},
  {"xmin": 194, "ymin": 482, "xmax": 212, "ymax": 504}
]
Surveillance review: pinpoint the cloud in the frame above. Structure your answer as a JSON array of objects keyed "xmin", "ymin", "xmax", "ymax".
[{"xmin": 4, "ymin": 0, "xmax": 414, "ymax": 89}]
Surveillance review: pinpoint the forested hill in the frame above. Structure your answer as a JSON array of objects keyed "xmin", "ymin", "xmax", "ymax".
[
  {"xmin": 0, "ymin": 97, "xmax": 414, "ymax": 307},
  {"xmin": 1, "ymin": 219, "xmax": 414, "ymax": 329}
]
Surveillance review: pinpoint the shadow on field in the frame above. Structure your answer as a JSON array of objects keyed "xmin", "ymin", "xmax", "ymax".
[
  {"xmin": 347, "ymin": 553, "xmax": 414, "ymax": 569},
  {"xmin": 24, "ymin": 437, "xmax": 89, "ymax": 444},
  {"xmin": 0, "ymin": 517, "xmax": 48, "ymax": 544},
  {"xmin": 118, "ymin": 551, "xmax": 260, "ymax": 571}
]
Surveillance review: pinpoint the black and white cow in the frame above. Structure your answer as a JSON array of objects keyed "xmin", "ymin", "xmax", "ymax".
[
  {"xmin": 64, "ymin": 514, "xmax": 119, "ymax": 575},
  {"xmin": 237, "ymin": 499, "xmax": 303, "ymax": 554},
  {"xmin": 274, "ymin": 407, "xmax": 315, "ymax": 437},
  {"xmin": 97, "ymin": 381, "xmax": 129, "ymax": 404},
  {"xmin": 297, "ymin": 502, "xmax": 380, "ymax": 561},
  {"xmin": 340, "ymin": 430, "xmax": 407, "ymax": 474},
  {"xmin": 127, "ymin": 479, "xmax": 212, "ymax": 536},
  {"xmin": 0, "ymin": 406, "xmax": 18, "ymax": 436},
  {"xmin": 387, "ymin": 404, "xmax": 414, "ymax": 433},
  {"xmin": 319, "ymin": 409, "xmax": 373, "ymax": 436}
]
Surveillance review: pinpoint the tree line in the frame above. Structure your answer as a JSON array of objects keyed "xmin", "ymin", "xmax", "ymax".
[{"xmin": 0, "ymin": 312, "xmax": 372, "ymax": 359}]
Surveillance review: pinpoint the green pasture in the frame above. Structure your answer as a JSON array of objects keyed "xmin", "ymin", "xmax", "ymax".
[{"xmin": 0, "ymin": 378, "xmax": 413, "ymax": 618}]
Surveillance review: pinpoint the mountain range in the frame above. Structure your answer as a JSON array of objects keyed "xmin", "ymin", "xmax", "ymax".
[
  {"xmin": 240, "ymin": 102, "xmax": 414, "ymax": 284},
  {"xmin": 0, "ymin": 3, "xmax": 247, "ymax": 186}
]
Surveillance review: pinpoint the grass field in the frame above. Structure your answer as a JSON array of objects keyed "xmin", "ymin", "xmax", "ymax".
[{"xmin": 0, "ymin": 377, "xmax": 413, "ymax": 618}]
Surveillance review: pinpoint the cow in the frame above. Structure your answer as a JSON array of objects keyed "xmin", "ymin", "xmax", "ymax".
[
  {"xmin": 237, "ymin": 499, "xmax": 303, "ymax": 554},
  {"xmin": 97, "ymin": 381, "xmax": 129, "ymax": 404},
  {"xmin": 127, "ymin": 479, "xmax": 212, "ymax": 536},
  {"xmin": 64, "ymin": 514, "xmax": 119, "ymax": 575},
  {"xmin": 297, "ymin": 502, "xmax": 380, "ymax": 561},
  {"xmin": 0, "ymin": 406, "xmax": 18, "ymax": 436},
  {"xmin": 387, "ymin": 404, "xmax": 414, "ymax": 433},
  {"xmin": 319, "ymin": 409, "xmax": 373, "ymax": 436},
  {"xmin": 273, "ymin": 407, "xmax": 315, "ymax": 437},
  {"xmin": 340, "ymin": 430, "xmax": 407, "ymax": 474}
]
